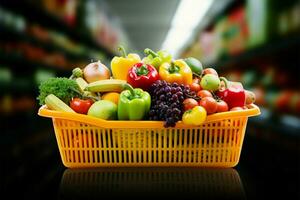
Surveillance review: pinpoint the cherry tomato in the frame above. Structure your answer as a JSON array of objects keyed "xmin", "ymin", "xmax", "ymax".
[
  {"xmin": 199, "ymin": 97, "xmax": 217, "ymax": 114},
  {"xmin": 182, "ymin": 106, "xmax": 207, "ymax": 126},
  {"xmin": 216, "ymin": 100, "xmax": 229, "ymax": 113},
  {"xmin": 203, "ymin": 68, "xmax": 218, "ymax": 76},
  {"xmin": 197, "ymin": 90, "xmax": 213, "ymax": 98},
  {"xmin": 183, "ymin": 98, "xmax": 199, "ymax": 111},
  {"xmin": 70, "ymin": 98, "xmax": 94, "ymax": 114},
  {"xmin": 190, "ymin": 82, "xmax": 201, "ymax": 92}
]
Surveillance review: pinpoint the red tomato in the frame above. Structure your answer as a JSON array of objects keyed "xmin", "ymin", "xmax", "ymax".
[
  {"xmin": 203, "ymin": 68, "xmax": 218, "ymax": 76},
  {"xmin": 70, "ymin": 98, "xmax": 94, "ymax": 114},
  {"xmin": 197, "ymin": 90, "xmax": 213, "ymax": 98},
  {"xmin": 199, "ymin": 97, "xmax": 217, "ymax": 114},
  {"xmin": 190, "ymin": 82, "xmax": 201, "ymax": 92},
  {"xmin": 183, "ymin": 98, "xmax": 199, "ymax": 111},
  {"xmin": 216, "ymin": 100, "xmax": 229, "ymax": 113}
]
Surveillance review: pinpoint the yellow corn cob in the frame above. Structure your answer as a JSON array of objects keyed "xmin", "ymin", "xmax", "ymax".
[{"xmin": 45, "ymin": 94, "xmax": 75, "ymax": 113}]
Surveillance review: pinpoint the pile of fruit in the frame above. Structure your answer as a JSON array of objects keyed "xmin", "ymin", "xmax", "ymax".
[{"xmin": 38, "ymin": 46, "xmax": 256, "ymax": 127}]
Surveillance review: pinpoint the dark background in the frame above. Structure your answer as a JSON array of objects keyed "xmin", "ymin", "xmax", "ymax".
[{"xmin": 0, "ymin": 0, "xmax": 299, "ymax": 199}]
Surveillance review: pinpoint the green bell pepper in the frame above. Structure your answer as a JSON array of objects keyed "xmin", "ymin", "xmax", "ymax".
[
  {"xmin": 143, "ymin": 48, "xmax": 172, "ymax": 70},
  {"xmin": 117, "ymin": 84, "xmax": 151, "ymax": 120}
]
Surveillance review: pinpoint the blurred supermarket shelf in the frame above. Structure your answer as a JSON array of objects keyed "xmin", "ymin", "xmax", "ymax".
[
  {"xmin": 0, "ymin": 25, "xmax": 102, "ymax": 62},
  {"xmin": 248, "ymin": 107, "xmax": 300, "ymax": 137},
  {"xmin": 181, "ymin": 0, "xmax": 300, "ymax": 67},
  {"xmin": 205, "ymin": 36, "xmax": 300, "ymax": 69},
  {"xmin": 0, "ymin": 51, "xmax": 71, "ymax": 74},
  {"xmin": 0, "ymin": 1, "xmax": 116, "ymax": 59}
]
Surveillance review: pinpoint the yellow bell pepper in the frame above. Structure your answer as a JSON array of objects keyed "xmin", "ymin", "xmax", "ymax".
[
  {"xmin": 159, "ymin": 59, "xmax": 193, "ymax": 85},
  {"xmin": 111, "ymin": 46, "xmax": 141, "ymax": 80}
]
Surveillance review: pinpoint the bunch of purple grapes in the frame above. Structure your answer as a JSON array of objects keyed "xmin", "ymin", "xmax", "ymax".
[{"xmin": 148, "ymin": 80, "xmax": 197, "ymax": 127}]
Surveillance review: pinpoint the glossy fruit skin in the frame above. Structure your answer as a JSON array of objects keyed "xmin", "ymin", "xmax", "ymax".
[
  {"xmin": 200, "ymin": 74, "xmax": 220, "ymax": 91},
  {"xmin": 70, "ymin": 98, "xmax": 94, "ymax": 114},
  {"xmin": 127, "ymin": 62, "xmax": 159, "ymax": 91},
  {"xmin": 182, "ymin": 106, "xmax": 207, "ymax": 126},
  {"xmin": 203, "ymin": 68, "xmax": 218, "ymax": 76},
  {"xmin": 101, "ymin": 92, "xmax": 120, "ymax": 105},
  {"xmin": 183, "ymin": 98, "xmax": 199, "ymax": 111},
  {"xmin": 87, "ymin": 100, "xmax": 117, "ymax": 120},
  {"xmin": 184, "ymin": 57, "xmax": 203, "ymax": 76},
  {"xmin": 197, "ymin": 90, "xmax": 213, "ymax": 99},
  {"xmin": 198, "ymin": 97, "xmax": 218, "ymax": 114},
  {"xmin": 216, "ymin": 77, "xmax": 246, "ymax": 109},
  {"xmin": 216, "ymin": 100, "xmax": 229, "ymax": 113},
  {"xmin": 190, "ymin": 82, "xmax": 201, "ymax": 92}
]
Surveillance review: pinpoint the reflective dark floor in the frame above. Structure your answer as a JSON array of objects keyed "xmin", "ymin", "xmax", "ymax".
[
  {"xmin": 59, "ymin": 168, "xmax": 245, "ymax": 199},
  {"xmin": 1, "ymin": 118, "xmax": 299, "ymax": 200}
]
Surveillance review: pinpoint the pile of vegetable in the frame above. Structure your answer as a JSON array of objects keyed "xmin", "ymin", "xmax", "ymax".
[{"xmin": 38, "ymin": 46, "xmax": 256, "ymax": 127}]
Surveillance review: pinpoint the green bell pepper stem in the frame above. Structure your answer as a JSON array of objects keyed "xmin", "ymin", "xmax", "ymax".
[
  {"xmin": 136, "ymin": 65, "xmax": 149, "ymax": 76},
  {"xmin": 169, "ymin": 62, "xmax": 180, "ymax": 74},
  {"xmin": 118, "ymin": 45, "xmax": 127, "ymax": 57},
  {"xmin": 144, "ymin": 48, "xmax": 159, "ymax": 58},
  {"xmin": 123, "ymin": 83, "xmax": 136, "ymax": 97},
  {"xmin": 118, "ymin": 86, "xmax": 151, "ymax": 120},
  {"xmin": 219, "ymin": 77, "xmax": 229, "ymax": 89}
]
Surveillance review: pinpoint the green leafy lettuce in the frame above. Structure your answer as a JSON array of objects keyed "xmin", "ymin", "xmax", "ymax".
[{"xmin": 37, "ymin": 77, "xmax": 80, "ymax": 105}]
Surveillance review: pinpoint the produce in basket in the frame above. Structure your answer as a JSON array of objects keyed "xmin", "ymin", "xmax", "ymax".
[
  {"xmin": 82, "ymin": 60, "xmax": 111, "ymax": 83},
  {"xmin": 37, "ymin": 47, "xmax": 256, "ymax": 128},
  {"xmin": 111, "ymin": 46, "xmax": 141, "ymax": 80},
  {"xmin": 87, "ymin": 100, "xmax": 117, "ymax": 120},
  {"xmin": 143, "ymin": 48, "xmax": 172, "ymax": 70},
  {"xmin": 184, "ymin": 57, "xmax": 203, "ymax": 76},
  {"xmin": 159, "ymin": 59, "xmax": 193, "ymax": 85},
  {"xmin": 118, "ymin": 84, "xmax": 151, "ymax": 120},
  {"xmin": 182, "ymin": 106, "xmax": 207, "ymax": 126},
  {"xmin": 37, "ymin": 77, "xmax": 81, "ymax": 105},
  {"xmin": 127, "ymin": 62, "xmax": 159, "ymax": 91}
]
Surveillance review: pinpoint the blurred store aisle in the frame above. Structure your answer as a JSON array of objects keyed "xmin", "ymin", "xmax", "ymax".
[{"xmin": 0, "ymin": 0, "xmax": 299, "ymax": 199}]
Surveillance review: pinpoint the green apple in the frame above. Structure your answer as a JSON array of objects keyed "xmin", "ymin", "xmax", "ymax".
[
  {"xmin": 87, "ymin": 100, "xmax": 117, "ymax": 120},
  {"xmin": 200, "ymin": 74, "xmax": 220, "ymax": 91}
]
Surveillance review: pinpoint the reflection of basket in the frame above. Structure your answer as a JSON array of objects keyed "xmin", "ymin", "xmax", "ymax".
[
  {"xmin": 59, "ymin": 168, "xmax": 245, "ymax": 198},
  {"xmin": 38, "ymin": 104, "xmax": 260, "ymax": 168}
]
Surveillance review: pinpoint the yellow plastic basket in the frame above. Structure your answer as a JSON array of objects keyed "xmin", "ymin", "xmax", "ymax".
[{"xmin": 38, "ymin": 104, "xmax": 260, "ymax": 168}]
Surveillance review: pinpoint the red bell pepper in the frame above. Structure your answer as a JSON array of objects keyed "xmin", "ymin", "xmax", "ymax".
[
  {"xmin": 216, "ymin": 77, "xmax": 246, "ymax": 109},
  {"xmin": 127, "ymin": 62, "xmax": 159, "ymax": 91}
]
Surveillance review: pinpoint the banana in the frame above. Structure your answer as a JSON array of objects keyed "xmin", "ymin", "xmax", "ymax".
[
  {"xmin": 86, "ymin": 79, "xmax": 127, "ymax": 93},
  {"xmin": 76, "ymin": 77, "xmax": 99, "ymax": 99},
  {"xmin": 45, "ymin": 94, "xmax": 75, "ymax": 113}
]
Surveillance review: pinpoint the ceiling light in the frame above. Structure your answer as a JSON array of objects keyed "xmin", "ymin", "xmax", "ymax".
[{"xmin": 161, "ymin": 0, "xmax": 214, "ymax": 58}]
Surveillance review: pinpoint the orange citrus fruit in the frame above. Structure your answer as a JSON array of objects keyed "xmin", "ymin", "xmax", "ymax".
[{"xmin": 101, "ymin": 92, "xmax": 120, "ymax": 105}]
